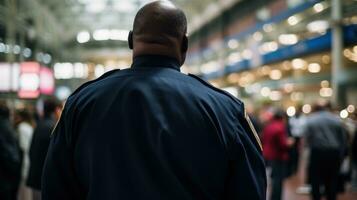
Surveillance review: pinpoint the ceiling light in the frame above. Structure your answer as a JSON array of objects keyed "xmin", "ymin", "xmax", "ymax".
[
  {"xmin": 253, "ymin": 32, "xmax": 263, "ymax": 41},
  {"xmin": 308, "ymin": 63, "xmax": 321, "ymax": 73},
  {"xmin": 260, "ymin": 87, "xmax": 271, "ymax": 97},
  {"xmin": 292, "ymin": 58, "xmax": 306, "ymax": 69},
  {"xmin": 287, "ymin": 16, "xmax": 299, "ymax": 26},
  {"xmin": 307, "ymin": 20, "xmax": 329, "ymax": 33},
  {"xmin": 260, "ymin": 41, "xmax": 278, "ymax": 53},
  {"xmin": 347, "ymin": 105, "xmax": 355, "ymax": 113},
  {"xmin": 302, "ymin": 104, "xmax": 312, "ymax": 114},
  {"xmin": 263, "ymin": 24, "xmax": 273, "ymax": 32},
  {"xmin": 93, "ymin": 29, "xmax": 110, "ymax": 41},
  {"xmin": 278, "ymin": 34, "xmax": 298, "ymax": 45},
  {"xmin": 110, "ymin": 29, "xmax": 129, "ymax": 41},
  {"xmin": 320, "ymin": 87, "xmax": 333, "ymax": 97},
  {"xmin": 228, "ymin": 39, "xmax": 239, "ymax": 49},
  {"xmin": 321, "ymin": 80, "xmax": 329, "ymax": 88},
  {"xmin": 23, "ymin": 48, "xmax": 32, "ymax": 58},
  {"xmin": 287, "ymin": 106, "xmax": 296, "ymax": 117},
  {"xmin": 77, "ymin": 31, "xmax": 90, "ymax": 43},
  {"xmin": 269, "ymin": 69, "xmax": 282, "ymax": 80},
  {"xmin": 313, "ymin": 3, "xmax": 325, "ymax": 13},
  {"xmin": 340, "ymin": 109, "xmax": 348, "ymax": 119}
]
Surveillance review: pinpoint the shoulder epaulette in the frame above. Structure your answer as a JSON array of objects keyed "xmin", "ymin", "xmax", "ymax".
[
  {"xmin": 188, "ymin": 73, "xmax": 242, "ymax": 106},
  {"xmin": 70, "ymin": 69, "xmax": 121, "ymax": 97}
]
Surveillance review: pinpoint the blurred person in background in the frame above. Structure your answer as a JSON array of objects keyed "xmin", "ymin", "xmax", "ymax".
[
  {"xmin": 27, "ymin": 98, "xmax": 62, "ymax": 200},
  {"xmin": 262, "ymin": 108, "xmax": 295, "ymax": 200},
  {"xmin": 41, "ymin": 1, "xmax": 266, "ymax": 200},
  {"xmin": 15, "ymin": 109, "xmax": 35, "ymax": 200},
  {"xmin": 288, "ymin": 105, "xmax": 307, "ymax": 176},
  {"xmin": 0, "ymin": 102, "xmax": 22, "ymax": 200},
  {"xmin": 304, "ymin": 102, "xmax": 348, "ymax": 200}
]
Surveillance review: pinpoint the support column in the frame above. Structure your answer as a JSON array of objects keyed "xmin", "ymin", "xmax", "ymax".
[{"xmin": 331, "ymin": 0, "xmax": 346, "ymax": 108}]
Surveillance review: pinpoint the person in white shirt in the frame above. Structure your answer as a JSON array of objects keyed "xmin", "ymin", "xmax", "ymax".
[{"xmin": 15, "ymin": 109, "xmax": 35, "ymax": 200}]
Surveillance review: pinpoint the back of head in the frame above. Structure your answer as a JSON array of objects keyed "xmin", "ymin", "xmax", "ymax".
[
  {"xmin": 43, "ymin": 98, "xmax": 62, "ymax": 118},
  {"xmin": 272, "ymin": 108, "xmax": 285, "ymax": 120},
  {"xmin": 130, "ymin": 1, "xmax": 188, "ymax": 64},
  {"xmin": 16, "ymin": 108, "xmax": 33, "ymax": 124}
]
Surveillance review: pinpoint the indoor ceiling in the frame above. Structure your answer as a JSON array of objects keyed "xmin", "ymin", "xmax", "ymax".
[{"xmin": 0, "ymin": 0, "xmax": 242, "ymax": 62}]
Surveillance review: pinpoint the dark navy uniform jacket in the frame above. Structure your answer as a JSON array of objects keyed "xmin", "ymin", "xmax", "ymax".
[{"xmin": 42, "ymin": 55, "xmax": 266, "ymax": 200}]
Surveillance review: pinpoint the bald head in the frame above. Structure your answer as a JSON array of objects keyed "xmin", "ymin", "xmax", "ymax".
[{"xmin": 129, "ymin": 1, "xmax": 188, "ymax": 65}]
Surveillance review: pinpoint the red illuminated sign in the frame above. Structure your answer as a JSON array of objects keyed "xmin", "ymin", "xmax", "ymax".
[
  {"xmin": 40, "ymin": 67, "xmax": 55, "ymax": 95},
  {"xmin": 18, "ymin": 62, "xmax": 40, "ymax": 99}
]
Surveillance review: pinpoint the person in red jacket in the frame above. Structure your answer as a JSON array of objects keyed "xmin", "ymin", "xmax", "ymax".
[{"xmin": 262, "ymin": 109, "xmax": 294, "ymax": 200}]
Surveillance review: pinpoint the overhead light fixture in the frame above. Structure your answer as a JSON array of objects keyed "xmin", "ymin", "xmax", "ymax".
[
  {"xmin": 302, "ymin": 104, "xmax": 312, "ymax": 114},
  {"xmin": 93, "ymin": 29, "xmax": 110, "ymax": 41},
  {"xmin": 287, "ymin": 16, "xmax": 299, "ymax": 26},
  {"xmin": 263, "ymin": 24, "xmax": 273, "ymax": 33},
  {"xmin": 260, "ymin": 41, "xmax": 278, "ymax": 53},
  {"xmin": 320, "ymin": 80, "xmax": 329, "ymax": 88},
  {"xmin": 347, "ymin": 105, "xmax": 355, "ymax": 113},
  {"xmin": 278, "ymin": 34, "xmax": 298, "ymax": 45},
  {"xmin": 313, "ymin": 3, "xmax": 325, "ymax": 13},
  {"xmin": 320, "ymin": 87, "xmax": 333, "ymax": 97},
  {"xmin": 308, "ymin": 63, "xmax": 321, "ymax": 73},
  {"xmin": 340, "ymin": 109, "xmax": 349, "ymax": 119},
  {"xmin": 269, "ymin": 69, "xmax": 282, "ymax": 80},
  {"xmin": 110, "ymin": 29, "xmax": 129, "ymax": 41},
  {"xmin": 253, "ymin": 32, "xmax": 263, "ymax": 41},
  {"xmin": 228, "ymin": 39, "xmax": 239, "ymax": 49},
  {"xmin": 77, "ymin": 31, "xmax": 90, "ymax": 43},
  {"xmin": 287, "ymin": 106, "xmax": 296, "ymax": 117},
  {"xmin": 260, "ymin": 87, "xmax": 271, "ymax": 97},
  {"xmin": 292, "ymin": 58, "xmax": 306, "ymax": 69},
  {"xmin": 307, "ymin": 20, "xmax": 329, "ymax": 33}
]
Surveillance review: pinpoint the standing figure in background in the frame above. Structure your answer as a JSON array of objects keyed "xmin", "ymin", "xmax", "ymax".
[
  {"xmin": 288, "ymin": 105, "xmax": 306, "ymax": 176},
  {"xmin": 262, "ymin": 109, "xmax": 294, "ymax": 200},
  {"xmin": 27, "ymin": 99, "xmax": 62, "ymax": 200},
  {"xmin": 304, "ymin": 102, "xmax": 348, "ymax": 200},
  {"xmin": 15, "ymin": 109, "xmax": 35, "ymax": 200},
  {"xmin": 0, "ymin": 102, "xmax": 22, "ymax": 200}
]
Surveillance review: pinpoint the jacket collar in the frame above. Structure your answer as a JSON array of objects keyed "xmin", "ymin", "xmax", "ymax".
[{"xmin": 131, "ymin": 55, "xmax": 181, "ymax": 71}]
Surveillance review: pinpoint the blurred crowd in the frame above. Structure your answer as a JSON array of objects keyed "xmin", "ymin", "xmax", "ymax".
[
  {"xmin": 1, "ymin": 97, "xmax": 357, "ymax": 200},
  {"xmin": 0, "ymin": 99, "xmax": 63, "ymax": 200},
  {"xmin": 247, "ymin": 101, "xmax": 357, "ymax": 200}
]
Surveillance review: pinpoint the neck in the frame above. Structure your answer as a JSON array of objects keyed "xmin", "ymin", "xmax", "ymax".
[{"xmin": 133, "ymin": 42, "xmax": 182, "ymax": 64}]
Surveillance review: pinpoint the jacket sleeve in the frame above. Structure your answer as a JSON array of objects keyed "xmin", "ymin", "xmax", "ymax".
[
  {"xmin": 41, "ymin": 99, "xmax": 84, "ymax": 200},
  {"xmin": 224, "ymin": 103, "xmax": 267, "ymax": 200}
]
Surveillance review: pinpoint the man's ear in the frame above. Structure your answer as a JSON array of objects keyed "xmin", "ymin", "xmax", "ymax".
[
  {"xmin": 181, "ymin": 35, "xmax": 188, "ymax": 53},
  {"xmin": 128, "ymin": 31, "xmax": 133, "ymax": 49}
]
